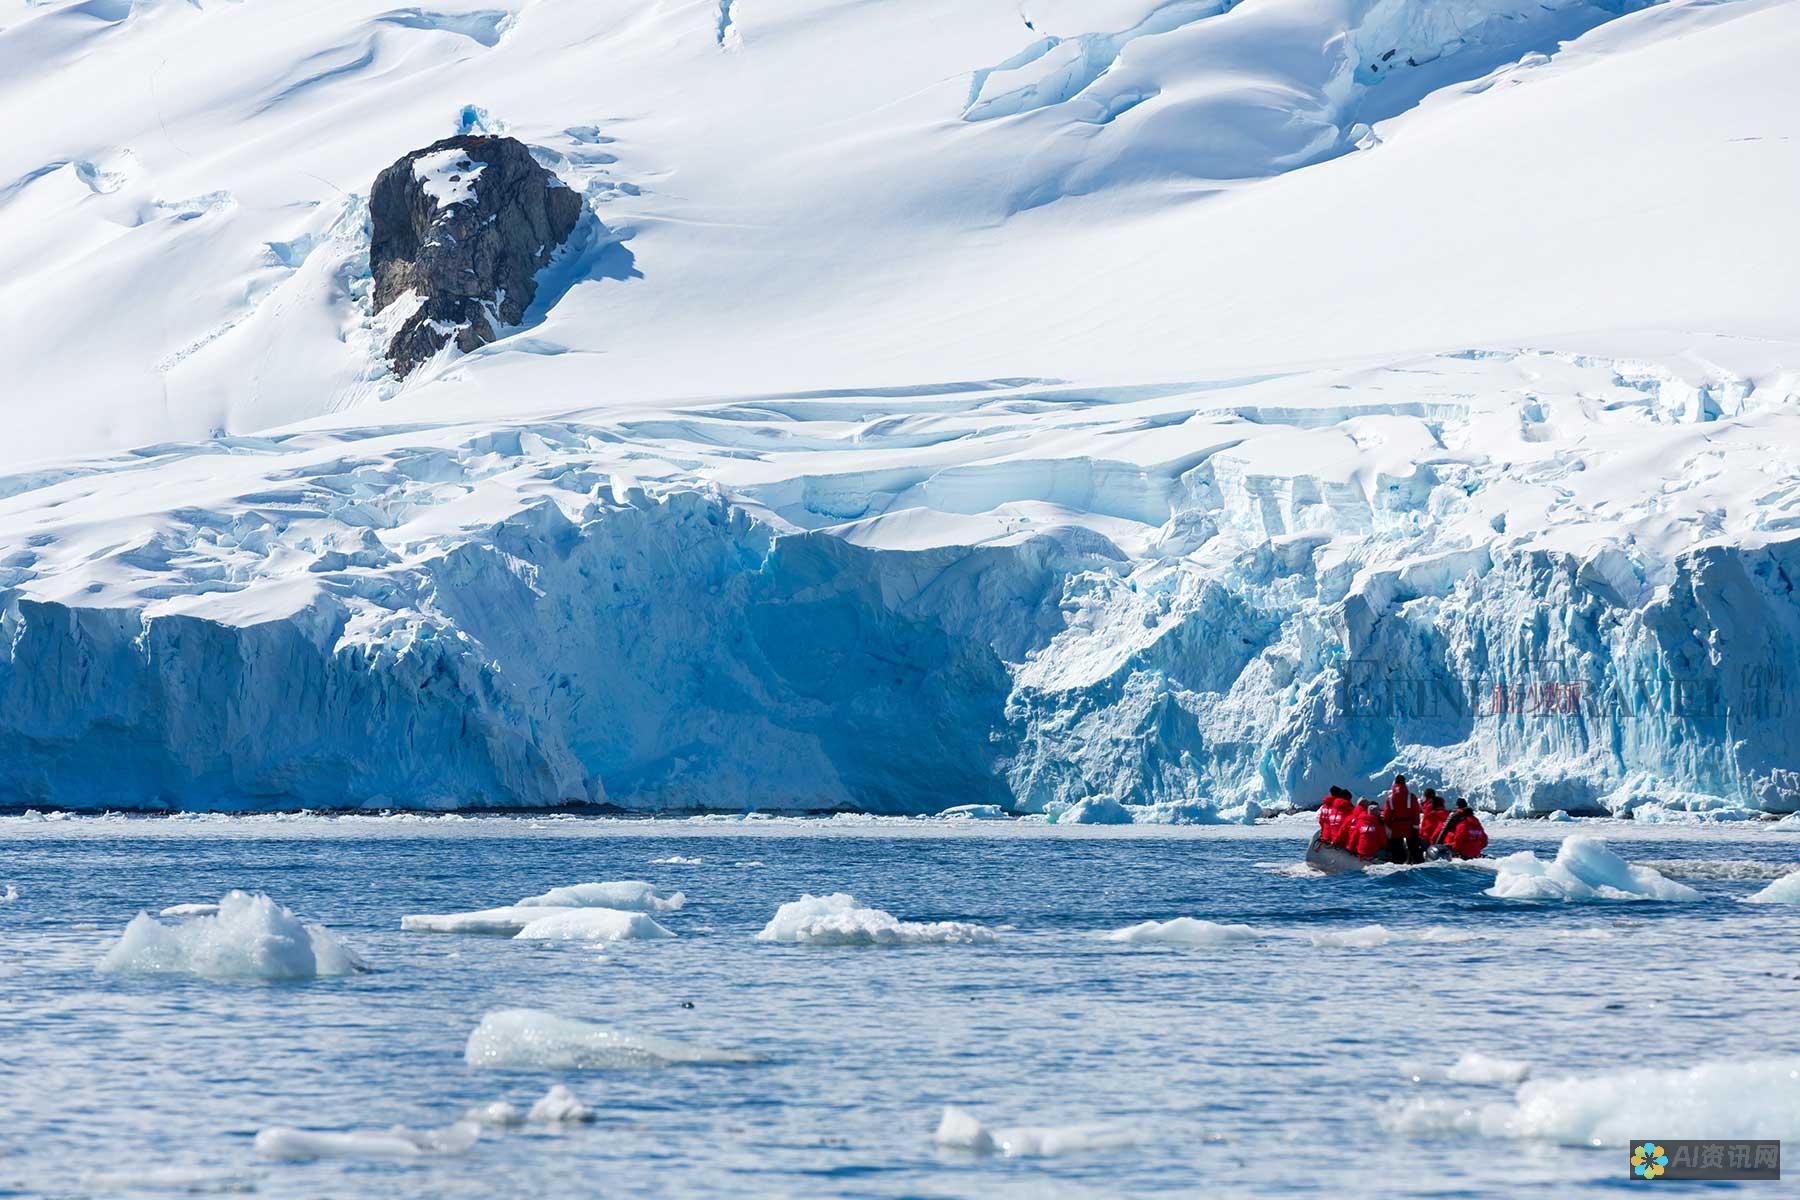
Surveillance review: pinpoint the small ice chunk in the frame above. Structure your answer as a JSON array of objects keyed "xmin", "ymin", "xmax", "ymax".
[
  {"xmin": 412, "ymin": 148, "xmax": 484, "ymax": 208},
  {"xmin": 1745, "ymin": 868, "xmax": 1800, "ymax": 904},
  {"xmin": 1487, "ymin": 837, "xmax": 1701, "ymax": 902},
  {"xmin": 515, "ymin": 881, "xmax": 685, "ymax": 911},
  {"xmin": 527, "ymin": 1084, "xmax": 595, "ymax": 1123},
  {"xmin": 1309, "ymin": 923, "xmax": 1396, "ymax": 949},
  {"xmin": 1, "ymin": 883, "xmax": 17, "ymax": 903},
  {"xmin": 936, "ymin": 804, "xmax": 1010, "ymax": 821},
  {"xmin": 755, "ymin": 893, "xmax": 996, "ymax": 946},
  {"xmin": 159, "ymin": 902, "xmax": 220, "ymax": 918},
  {"xmin": 99, "ymin": 891, "xmax": 366, "ymax": 980},
  {"xmin": 1404, "ymin": 1053, "xmax": 1532, "ymax": 1084},
  {"xmin": 253, "ymin": 1120, "xmax": 480, "ymax": 1161},
  {"xmin": 650, "ymin": 855, "xmax": 702, "ymax": 865},
  {"xmin": 1447, "ymin": 1053, "xmax": 1532, "ymax": 1085},
  {"xmin": 401, "ymin": 905, "xmax": 575, "ymax": 935},
  {"xmin": 464, "ymin": 1008, "xmax": 759, "ymax": 1070},
  {"xmin": 932, "ymin": 1106, "xmax": 1136, "ymax": 1157},
  {"xmin": 464, "ymin": 1100, "xmax": 524, "ymax": 1128},
  {"xmin": 513, "ymin": 909, "xmax": 675, "ymax": 943},
  {"xmin": 80, "ymin": 1165, "xmax": 255, "ymax": 1193},
  {"xmin": 1105, "ymin": 918, "xmax": 1258, "ymax": 947}
]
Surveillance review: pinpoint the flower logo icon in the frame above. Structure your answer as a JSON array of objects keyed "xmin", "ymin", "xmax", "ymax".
[{"xmin": 1632, "ymin": 1143, "xmax": 1668, "ymax": 1180}]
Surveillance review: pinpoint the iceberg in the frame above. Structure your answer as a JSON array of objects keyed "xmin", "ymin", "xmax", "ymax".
[
  {"xmin": 1486, "ymin": 837, "xmax": 1701, "ymax": 902},
  {"xmin": 1481, "ymin": 1057, "xmax": 1800, "ymax": 1146},
  {"xmin": 514, "ymin": 881, "xmax": 685, "ymax": 911},
  {"xmin": 754, "ymin": 894, "xmax": 997, "ymax": 946},
  {"xmin": 1745, "ymin": 869, "xmax": 1800, "ymax": 905},
  {"xmin": 99, "ymin": 891, "xmax": 367, "ymax": 980},
  {"xmin": 512, "ymin": 909, "xmax": 675, "ymax": 943},
  {"xmin": 1104, "ymin": 918, "xmax": 1258, "ymax": 947},
  {"xmin": 466, "ymin": 1085, "xmax": 595, "ymax": 1127},
  {"xmin": 463, "ymin": 1008, "xmax": 759, "ymax": 1070}
]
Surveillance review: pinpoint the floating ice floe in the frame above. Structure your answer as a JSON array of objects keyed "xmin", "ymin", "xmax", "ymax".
[
  {"xmin": 513, "ymin": 909, "xmax": 675, "ymax": 943},
  {"xmin": 464, "ymin": 1008, "xmax": 759, "ymax": 1071},
  {"xmin": 402, "ymin": 905, "xmax": 576, "ymax": 936},
  {"xmin": 1401, "ymin": 1052, "xmax": 1532, "ymax": 1085},
  {"xmin": 1486, "ymin": 837, "xmax": 1701, "ymax": 902},
  {"xmin": 1105, "ymin": 918, "xmax": 1258, "ymax": 947},
  {"xmin": 514, "ymin": 881, "xmax": 685, "ymax": 911},
  {"xmin": 1745, "ymin": 868, "xmax": 1800, "ymax": 904},
  {"xmin": 1, "ymin": 883, "xmax": 16, "ymax": 903},
  {"xmin": 99, "ymin": 891, "xmax": 366, "ymax": 980},
  {"xmin": 1481, "ymin": 1056, "xmax": 1800, "ymax": 1145},
  {"xmin": 1309, "ymin": 924, "xmax": 1396, "ymax": 949},
  {"xmin": 650, "ymin": 855, "xmax": 703, "ymax": 865},
  {"xmin": 466, "ymin": 1085, "xmax": 595, "ymax": 1127},
  {"xmin": 254, "ymin": 1120, "xmax": 480, "ymax": 1161},
  {"xmin": 755, "ymin": 893, "xmax": 996, "ymax": 946},
  {"xmin": 934, "ymin": 1106, "xmax": 1137, "ymax": 1157}
]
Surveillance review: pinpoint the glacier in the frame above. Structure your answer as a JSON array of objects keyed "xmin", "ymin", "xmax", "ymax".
[{"xmin": 2, "ymin": 0, "xmax": 1798, "ymax": 816}]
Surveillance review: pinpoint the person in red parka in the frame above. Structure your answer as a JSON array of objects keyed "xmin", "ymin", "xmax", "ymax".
[
  {"xmin": 1444, "ymin": 800, "xmax": 1488, "ymax": 859},
  {"xmin": 1317, "ymin": 789, "xmax": 1342, "ymax": 841},
  {"xmin": 1350, "ymin": 800, "xmax": 1388, "ymax": 860},
  {"xmin": 1418, "ymin": 795, "xmax": 1449, "ymax": 846},
  {"xmin": 1381, "ymin": 775, "xmax": 1423, "ymax": 864}
]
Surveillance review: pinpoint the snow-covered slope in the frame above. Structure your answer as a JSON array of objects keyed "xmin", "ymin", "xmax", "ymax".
[{"xmin": 1, "ymin": 0, "xmax": 1797, "ymax": 813}]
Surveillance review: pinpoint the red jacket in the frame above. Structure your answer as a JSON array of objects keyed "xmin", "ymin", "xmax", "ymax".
[
  {"xmin": 1382, "ymin": 788, "xmax": 1421, "ymax": 839},
  {"xmin": 1419, "ymin": 803, "xmax": 1448, "ymax": 844},
  {"xmin": 1448, "ymin": 815, "xmax": 1487, "ymax": 859},
  {"xmin": 1317, "ymin": 795, "xmax": 1338, "ymax": 837},
  {"xmin": 1329, "ymin": 798, "xmax": 1358, "ymax": 848},
  {"xmin": 1350, "ymin": 808, "xmax": 1388, "ymax": 859}
]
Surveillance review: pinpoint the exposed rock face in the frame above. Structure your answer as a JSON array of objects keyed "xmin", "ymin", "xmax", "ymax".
[{"xmin": 370, "ymin": 135, "xmax": 582, "ymax": 375}]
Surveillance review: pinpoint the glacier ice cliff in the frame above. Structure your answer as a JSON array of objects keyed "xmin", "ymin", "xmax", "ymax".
[{"xmin": 1, "ymin": 353, "xmax": 1796, "ymax": 817}]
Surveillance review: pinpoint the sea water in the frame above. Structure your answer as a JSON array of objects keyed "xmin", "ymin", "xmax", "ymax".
[{"xmin": 1, "ymin": 815, "xmax": 1796, "ymax": 1198}]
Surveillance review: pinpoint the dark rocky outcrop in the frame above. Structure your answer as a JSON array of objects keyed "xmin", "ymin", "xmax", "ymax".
[{"xmin": 370, "ymin": 135, "xmax": 582, "ymax": 375}]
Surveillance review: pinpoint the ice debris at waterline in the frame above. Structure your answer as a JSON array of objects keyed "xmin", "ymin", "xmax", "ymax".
[
  {"xmin": 514, "ymin": 881, "xmax": 685, "ymax": 911},
  {"xmin": 1, "ymin": 883, "xmax": 16, "ymax": 903},
  {"xmin": 512, "ymin": 909, "xmax": 675, "ymax": 943},
  {"xmin": 402, "ymin": 905, "xmax": 573, "ymax": 935},
  {"xmin": 934, "ymin": 1106, "xmax": 1139, "ymax": 1158},
  {"xmin": 254, "ymin": 1121, "xmax": 480, "ymax": 1161},
  {"xmin": 1486, "ymin": 837, "xmax": 1701, "ymax": 903},
  {"xmin": 1104, "ymin": 918, "xmax": 1258, "ymax": 947},
  {"xmin": 464, "ymin": 1009, "xmax": 759, "ymax": 1071},
  {"xmin": 755, "ymin": 894, "xmax": 996, "ymax": 946},
  {"xmin": 466, "ymin": 1085, "xmax": 596, "ymax": 1128},
  {"xmin": 99, "ymin": 891, "xmax": 367, "ymax": 980},
  {"xmin": 1745, "ymin": 869, "xmax": 1800, "ymax": 905},
  {"xmin": 1386, "ymin": 1056, "xmax": 1800, "ymax": 1146}
]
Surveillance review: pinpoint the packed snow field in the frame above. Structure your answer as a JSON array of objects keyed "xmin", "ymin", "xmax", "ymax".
[
  {"xmin": 3, "ymin": 0, "xmax": 1800, "ymax": 817},
  {"xmin": 2, "ymin": 818, "xmax": 1798, "ymax": 1198}
]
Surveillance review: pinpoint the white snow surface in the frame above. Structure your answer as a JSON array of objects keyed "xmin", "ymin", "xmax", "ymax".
[
  {"xmin": 411, "ymin": 147, "xmax": 484, "ymax": 208},
  {"xmin": 463, "ymin": 1008, "xmax": 759, "ymax": 1070},
  {"xmin": 511, "ymin": 908, "xmax": 674, "ymax": 943},
  {"xmin": 3, "ymin": 0, "xmax": 1800, "ymax": 817},
  {"xmin": 755, "ymin": 893, "xmax": 997, "ymax": 946},
  {"xmin": 1105, "ymin": 917, "xmax": 1258, "ymax": 946},
  {"xmin": 99, "ymin": 890, "xmax": 366, "ymax": 980},
  {"xmin": 1486, "ymin": 836, "xmax": 1702, "ymax": 902}
]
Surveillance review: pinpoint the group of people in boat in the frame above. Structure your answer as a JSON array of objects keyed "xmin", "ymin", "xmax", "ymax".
[{"xmin": 1314, "ymin": 775, "xmax": 1488, "ymax": 863}]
